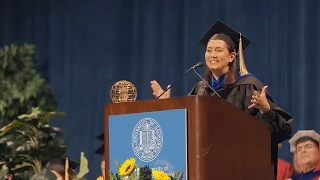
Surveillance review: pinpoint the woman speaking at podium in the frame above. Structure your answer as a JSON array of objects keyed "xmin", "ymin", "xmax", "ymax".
[{"xmin": 150, "ymin": 20, "xmax": 293, "ymax": 180}]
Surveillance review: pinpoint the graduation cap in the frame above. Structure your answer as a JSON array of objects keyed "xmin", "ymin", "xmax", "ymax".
[
  {"xmin": 96, "ymin": 133, "xmax": 104, "ymax": 141},
  {"xmin": 95, "ymin": 133, "xmax": 104, "ymax": 155},
  {"xmin": 95, "ymin": 143, "xmax": 104, "ymax": 155},
  {"xmin": 288, "ymin": 130, "xmax": 320, "ymax": 153},
  {"xmin": 199, "ymin": 20, "xmax": 251, "ymax": 75},
  {"xmin": 45, "ymin": 157, "xmax": 79, "ymax": 172}
]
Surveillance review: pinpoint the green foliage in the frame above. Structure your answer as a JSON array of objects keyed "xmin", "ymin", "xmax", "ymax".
[
  {"xmin": 0, "ymin": 107, "xmax": 67, "ymax": 179},
  {"xmin": 109, "ymin": 170, "xmax": 120, "ymax": 180},
  {"xmin": 30, "ymin": 152, "xmax": 90, "ymax": 180},
  {"xmin": 138, "ymin": 166, "xmax": 152, "ymax": 180},
  {"xmin": 0, "ymin": 42, "xmax": 57, "ymax": 126},
  {"xmin": 75, "ymin": 152, "xmax": 90, "ymax": 180},
  {"xmin": 0, "ymin": 42, "xmax": 60, "ymax": 179},
  {"xmin": 0, "ymin": 42, "xmax": 88, "ymax": 179},
  {"xmin": 30, "ymin": 169, "xmax": 57, "ymax": 180},
  {"xmin": 115, "ymin": 160, "xmax": 121, "ymax": 171},
  {"xmin": 171, "ymin": 170, "xmax": 183, "ymax": 180},
  {"xmin": 0, "ymin": 165, "xmax": 9, "ymax": 179}
]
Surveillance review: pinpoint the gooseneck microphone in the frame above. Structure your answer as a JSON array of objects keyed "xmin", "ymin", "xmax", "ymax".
[
  {"xmin": 156, "ymin": 62, "xmax": 205, "ymax": 99},
  {"xmin": 192, "ymin": 66, "xmax": 221, "ymax": 97}
]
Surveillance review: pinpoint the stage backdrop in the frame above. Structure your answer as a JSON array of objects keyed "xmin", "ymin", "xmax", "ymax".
[{"xmin": 1, "ymin": 0, "xmax": 320, "ymax": 179}]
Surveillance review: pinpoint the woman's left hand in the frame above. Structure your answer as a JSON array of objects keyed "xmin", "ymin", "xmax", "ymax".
[{"xmin": 248, "ymin": 86, "xmax": 271, "ymax": 114}]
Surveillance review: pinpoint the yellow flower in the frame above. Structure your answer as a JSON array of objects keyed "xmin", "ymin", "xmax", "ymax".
[
  {"xmin": 118, "ymin": 158, "xmax": 136, "ymax": 176},
  {"xmin": 152, "ymin": 170, "xmax": 171, "ymax": 180},
  {"xmin": 96, "ymin": 176, "xmax": 104, "ymax": 180}
]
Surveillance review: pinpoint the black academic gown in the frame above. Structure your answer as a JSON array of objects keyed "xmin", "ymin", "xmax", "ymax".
[{"xmin": 188, "ymin": 74, "xmax": 293, "ymax": 180}]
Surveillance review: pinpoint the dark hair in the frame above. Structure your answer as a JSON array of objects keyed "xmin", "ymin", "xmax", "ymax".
[
  {"xmin": 296, "ymin": 137, "xmax": 319, "ymax": 148},
  {"xmin": 204, "ymin": 44, "xmax": 238, "ymax": 88}
]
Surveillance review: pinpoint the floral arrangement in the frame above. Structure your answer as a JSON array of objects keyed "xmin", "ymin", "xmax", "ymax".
[
  {"xmin": 96, "ymin": 176, "xmax": 104, "ymax": 180},
  {"xmin": 106, "ymin": 158, "xmax": 183, "ymax": 180}
]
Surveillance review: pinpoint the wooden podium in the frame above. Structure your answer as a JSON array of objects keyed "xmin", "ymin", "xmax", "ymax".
[{"xmin": 104, "ymin": 95, "xmax": 272, "ymax": 180}]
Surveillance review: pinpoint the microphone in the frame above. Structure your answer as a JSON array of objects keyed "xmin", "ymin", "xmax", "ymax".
[
  {"xmin": 192, "ymin": 66, "xmax": 221, "ymax": 97},
  {"xmin": 156, "ymin": 62, "xmax": 205, "ymax": 99}
]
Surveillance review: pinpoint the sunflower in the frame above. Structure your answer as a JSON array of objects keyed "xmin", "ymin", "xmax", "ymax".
[
  {"xmin": 96, "ymin": 176, "xmax": 104, "ymax": 180},
  {"xmin": 152, "ymin": 170, "xmax": 171, "ymax": 180},
  {"xmin": 118, "ymin": 158, "xmax": 136, "ymax": 176}
]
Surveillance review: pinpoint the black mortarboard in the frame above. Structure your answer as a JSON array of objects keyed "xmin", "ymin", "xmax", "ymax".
[
  {"xmin": 95, "ymin": 144, "xmax": 104, "ymax": 155},
  {"xmin": 199, "ymin": 20, "xmax": 251, "ymax": 75},
  {"xmin": 96, "ymin": 133, "xmax": 104, "ymax": 141},
  {"xmin": 45, "ymin": 157, "xmax": 79, "ymax": 172},
  {"xmin": 199, "ymin": 20, "xmax": 251, "ymax": 51}
]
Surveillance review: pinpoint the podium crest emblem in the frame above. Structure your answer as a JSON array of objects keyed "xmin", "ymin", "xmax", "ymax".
[{"xmin": 131, "ymin": 118, "xmax": 163, "ymax": 162}]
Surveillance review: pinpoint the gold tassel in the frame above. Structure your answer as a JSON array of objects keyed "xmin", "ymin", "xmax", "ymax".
[
  {"xmin": 239, "ymin": 33, "xmax": 249, "ymax": 75},
  {"xmin": 65, "ymin": 158, "xmax": 69, "ymax": 180}
]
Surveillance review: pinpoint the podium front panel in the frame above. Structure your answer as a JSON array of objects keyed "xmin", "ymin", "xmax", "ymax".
[{"xmin": 109, "ymin": 109, "xmax": 188, "ymax": 179}]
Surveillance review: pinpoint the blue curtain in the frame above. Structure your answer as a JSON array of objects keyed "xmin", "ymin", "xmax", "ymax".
[{"xmin": 1, "ymin": 0, "xmax": 320, "ymax": 178}]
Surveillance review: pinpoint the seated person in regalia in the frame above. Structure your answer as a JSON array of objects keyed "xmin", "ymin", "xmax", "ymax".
[{"xmin": 288, "ymin": 130, "xmax": 320, "ymax": 180}]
